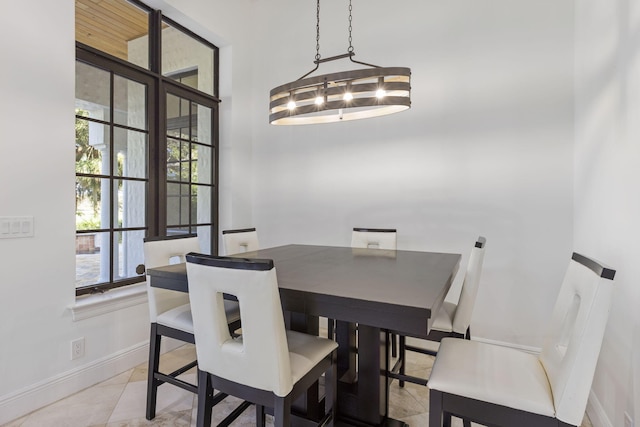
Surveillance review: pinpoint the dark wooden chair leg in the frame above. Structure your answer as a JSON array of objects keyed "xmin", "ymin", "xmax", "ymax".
[
  {"xmin": 391, "ymin": 332, "xmax": 398, "ymax": 358},
  {"xmin": 398, "ymin": 335, "xmax": 406, "ymax": 387},
  {"xmin": 196, "ymin": 370, "xmax": 213, "ymax": 427},
  {"xmin": 274, "ymin": 396, "xmax": 292, "ymax": 427},
  {"xmin": 146, "ymin": 323, "xmax": 161, "ymax": 420},
  {"xmin": 430, "ymin": 389, "xmax": 443, "ymax": 427},
  {"xmin": 256, "ymin": 404, "xmax": 265, "ymax": 427}
]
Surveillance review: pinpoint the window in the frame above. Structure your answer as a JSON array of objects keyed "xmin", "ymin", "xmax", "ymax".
[
  {"xmin": 165, "ymin": 90, "xmax": 216, "ymax": 253},
  {"xmin": 75, "ymin": 0, "xmax": 219, "ymax": 296}
]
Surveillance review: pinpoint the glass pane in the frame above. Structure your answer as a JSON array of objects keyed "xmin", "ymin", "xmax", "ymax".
[
  {"xmin": 75, "ymin": 61, "xmax": 110, "ymax": 121},
  {"xmin": 115, "ymin": 230, "xmax": 146, "ymax": 280},
  {"xmin": 192, "ymin": 144, "xmax": 212, "ymax": 184},
  {"xmin": 192, "ymin": 185, "xmax": 211, "ymax": 223},
  {"xmin": 115, "ymin": 179, "xmax": 146, "ymax": 228},
  {"xmin": 76, "ymin": 231, "xmax": 110, "ymax": 288},
  {"xmin": 167, "ymin": 183, "xmax": 191, "ymax": 226},
  {"xmin": 192, "ymin": 103, "xmax": 212, "ymax": 145},
  {"xmin": 76, "ymin": 119, "xmax": 110, "ymax": 176},
  {"xmin": 75, "ymin": 0, "xmax": 150, "ymax": 69},
  {"xmin": 114, "ymin": 128, "xmax": 148, "ymax": 178},
  {"xmin": 167, "ymin": 227, "xmax": 190, "ymax": 236},
  {"xmin": 162, "ymin": 21, "xmax": 215, "ymax": 96},
  {"xmin": 76, "ymin": 177, "xmax": 110, "ymax": 230},
  {"xmin": 114, "ymin": 75, "xmax": 147, "ymax": 130},
  {"xmin": 196, "ymin": 226, "xmax": 212, "ymax": 254},
  {"xmin": 166, "ymin": 139, "xmax": 190, "ymax": 181},
  {"xmin": 166, "ymin": 94, "xmax": 189, "ymax": 139}
]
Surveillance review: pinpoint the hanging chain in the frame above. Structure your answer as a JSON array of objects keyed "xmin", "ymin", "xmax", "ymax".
[
  {"xmin": 347, "ymin": 0, "xmax": 354, "ymax": 53},
  {"xmin": 300, "ymin": 0, "xmax": 379, "ymax": 78},
  {"xmin": 315, "ymin": 0, "xmax": 321, "ymax": 61}
]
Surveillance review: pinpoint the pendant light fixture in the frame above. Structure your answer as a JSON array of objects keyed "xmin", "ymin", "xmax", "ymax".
[{"xmin": 269, "ymin": 0, "xmax": 411, "ymax": 125}]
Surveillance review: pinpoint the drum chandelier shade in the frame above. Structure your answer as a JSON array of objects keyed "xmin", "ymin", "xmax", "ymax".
[{"xmin": 269, "ymin": 0, "xmax": 411, "ymax": 125}]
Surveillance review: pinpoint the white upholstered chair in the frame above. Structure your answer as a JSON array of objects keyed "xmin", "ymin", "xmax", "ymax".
[
  {"xmin": 428, "ymin": 252, "xmax": 616, "ymax": 427},
  {"xmin": 186, "ymin": 253, "xmax": 338, "ymax": 427},
  {"xmin": 222, "ymin": 227, "xmax": 259, "ymax": 254},
  {"xmin": 143, "ymin": 235, "xmax": 241, "ymax": 420},
  {"xmin": 396, "ymin": 236, "xmax": 486, "ymax": 387}
]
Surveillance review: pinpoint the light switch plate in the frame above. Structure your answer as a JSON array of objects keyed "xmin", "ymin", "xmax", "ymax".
[
  {"xmin": 0, "ymin": 216, "xmax": 34, "ymax": 239},
  {"xmin": 0, "ymin": 219, "xmax": 9, "ymax": 235}
]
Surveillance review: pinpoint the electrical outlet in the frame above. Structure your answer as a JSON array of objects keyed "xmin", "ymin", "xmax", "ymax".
[
  {"xmin": 71, "ymin": 338, "xmax": 85, "ymax": 360},
  {"xmin": 625, "ymin": 412, "xmax": 634, "ymax": 427}
]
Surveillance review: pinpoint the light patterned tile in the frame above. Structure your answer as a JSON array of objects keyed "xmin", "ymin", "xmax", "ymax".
[
  {"xmin": 1, "ymin": 415, "xmax": 28, "ymax": 427},
  {"xmin": 106, "ymin": 409, "xmax": 191, "ymax": 426},
  {"xmin": 388, "ymin": 379, "xmax": 428, "ymax": 420},
  {"xmin": 190, "ymin": 396, "xmax": 270, "ymax": 427},
  {"xmin": 18, "ymin": 383, "xmax": 125, "ymax": 427},
  {"xmin": 158, "ymin": 346, "xmax": 196, "ymax": 374},
  {"xmin": 129, "ymin": 361, "xmax": 149, "ymax": 383},
  {"xmin": 108, "ymin": 374, "xmax": 195, "ymax": 423},
  {"xmin": 399, "ymin": 411, "xmax": 429, "ymax": 426},
  {"xmin": 98, "ymin": 369, "xmax": 133, "ymax": 387}
]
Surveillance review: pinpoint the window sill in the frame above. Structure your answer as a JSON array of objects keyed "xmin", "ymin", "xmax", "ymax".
[{"xmin": 70, "ymin": 283, "xmax": 148, "ymax": 321}]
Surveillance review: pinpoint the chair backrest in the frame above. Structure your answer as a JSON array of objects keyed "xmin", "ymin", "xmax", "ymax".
[
  {"xmin": 451, "ymin": 236, "xmax": 487, "ymax": 335},
  {"xmin": 222, "ymin": 228, "xmax": 259, "ymax": 254},
  {"xmin": 143, "ymin": 234, "xmax": 200, "ymax": 323},
  {"xmin": 186, "ymin": 253, "xmax": 294, "ymax": 397},
  {"xmin": 538, "ymin": 253, "xmax": 616, "ymax": 426},
  {"xmin": 351, "ymin": 227, "xmax": 397, "ymax": 250}
]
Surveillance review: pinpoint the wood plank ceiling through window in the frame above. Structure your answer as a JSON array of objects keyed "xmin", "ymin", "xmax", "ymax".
[{"xmin": 75, "ymin": 0, "xmax": 149, "ymax": 61}]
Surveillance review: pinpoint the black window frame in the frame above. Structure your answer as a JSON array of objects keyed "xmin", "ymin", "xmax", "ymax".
[{"xmin": 75, "ymin": 2, "xmax": 220, "ymax": 297}]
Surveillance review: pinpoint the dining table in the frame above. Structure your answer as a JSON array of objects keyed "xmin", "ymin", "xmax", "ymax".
[{"xmin": 147, "ymin": 244, "xmax": 460, "ymax": 427}]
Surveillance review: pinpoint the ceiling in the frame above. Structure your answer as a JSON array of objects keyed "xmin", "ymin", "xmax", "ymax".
[{"xmin": 75, "ymin": 0, "xmax": 149, "ymax": 61}]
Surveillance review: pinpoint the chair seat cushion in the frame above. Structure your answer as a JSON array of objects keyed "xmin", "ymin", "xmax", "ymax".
[
  {"xmin": 431, "ymin": 301, "xmax": 456, "ymax": 332},
  {"xmin": 157, "ymin": 303, "xmax": 193, "ymax": 333},
  {"xmin": 286, "ymin": 330, "xmax": 338, "ymax": 384},
  {"xmin": 157, "ymin": 300, "xmax": 241, "ymax": 333},
  {"xmin": 428, "ymin": 338, "xmax": 555, "ymax": 417}
]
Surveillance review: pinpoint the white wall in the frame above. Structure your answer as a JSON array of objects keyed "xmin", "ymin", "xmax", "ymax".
[
  {"xmin": 575, "ymin": 0, "xmax": 640, "ymax": 425},
  {"xmin": 245, "ymin": 0, "xmax": 575, "ymax": 348}
]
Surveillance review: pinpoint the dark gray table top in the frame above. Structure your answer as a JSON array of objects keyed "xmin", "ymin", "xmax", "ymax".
[{"xmin": 148, "ymin": 244, "xmax": 461, "ymax": 338}]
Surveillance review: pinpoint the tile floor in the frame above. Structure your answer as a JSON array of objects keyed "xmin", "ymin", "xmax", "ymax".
[{"xmin": 2, "ymin": 344, "xmax": 593, "ymax": 427}]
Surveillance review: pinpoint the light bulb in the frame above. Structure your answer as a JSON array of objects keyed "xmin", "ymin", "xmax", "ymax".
[
  {"xmin": 343, "ymin": 92, "xmax": 353, "ymax": 101},
  {"xmin": 315, "ymin": 96, "xmax": 324, "ymax": 105},
  {"xmin": 287, "ymin": 100, "xmax": 296, "ymax": 110},
  {"xmin": 376, "ymin": 88, "xmax": 386, "ymax": 98}
]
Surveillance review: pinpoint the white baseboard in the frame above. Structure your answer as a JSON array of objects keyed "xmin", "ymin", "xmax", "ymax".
[
  {"xmin": 586, "ymin": 389, "xmax": 613, "ymax": 427},
  {"xmin": 0, "ymin": 341, "xmax": 149, "ymax": 425}
]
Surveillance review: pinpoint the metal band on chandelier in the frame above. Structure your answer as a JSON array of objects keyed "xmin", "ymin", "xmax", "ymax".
[
  {"xmin": 269, "ymin": 66, "xmax": 411, "ymax": 125},
  {"xmin": 268, "ymin": 0, "xmax": 411, "ymax": 125}
]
